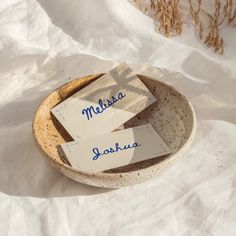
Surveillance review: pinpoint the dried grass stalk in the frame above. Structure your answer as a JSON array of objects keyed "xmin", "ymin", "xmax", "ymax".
[
  {"xmin": 151, "ymin": 0, "xmax": 183, "ymax": 36},
  {"xmin": 134, "ymin": 0, "xmax": 236, "ymax": 54}
]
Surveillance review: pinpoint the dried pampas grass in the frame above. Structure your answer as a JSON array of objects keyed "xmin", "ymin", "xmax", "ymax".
[{"xmin": 134, "ymin": 0, "xmax": 236, "ymax": 54}]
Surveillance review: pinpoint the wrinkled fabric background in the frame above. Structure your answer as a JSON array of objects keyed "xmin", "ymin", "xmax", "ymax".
[{"xmin": 0, "ymin": 0, "xmax": 236, "ymax": 235}]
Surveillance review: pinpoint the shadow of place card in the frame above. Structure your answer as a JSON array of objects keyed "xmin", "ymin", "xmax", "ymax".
[
  {"xmin": 60, "ymin": 124, "xmax": 172, "ymax": 172},
  {"xmin": 51, "ymin": 63, "xmax": 157, "ymax": 140}
]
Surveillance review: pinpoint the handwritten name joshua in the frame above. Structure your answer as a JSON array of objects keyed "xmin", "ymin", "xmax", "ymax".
[
  {"xmin": 92, "ymin": 142, "xmax": 141, "ymax": 160},
  {"xmin": 81, "ymin": 92, "xmax": 126, "ymax": 120}
]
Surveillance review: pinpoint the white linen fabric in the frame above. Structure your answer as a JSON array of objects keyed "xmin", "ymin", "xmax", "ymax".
[{"xmin": 0, "ymin": 0, "xmax": 236, "ymax": 235}]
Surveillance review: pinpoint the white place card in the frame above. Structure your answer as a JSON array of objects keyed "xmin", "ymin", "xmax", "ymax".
[
  {"xmin": 51, "ymin": 63, "xmax": 156, "ymax": 140},
  {"xmin": 59, "ymin": 124, "xmax": 172, "ymax": 172}
]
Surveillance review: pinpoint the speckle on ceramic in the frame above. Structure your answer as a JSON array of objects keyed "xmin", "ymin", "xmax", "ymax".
[{"xmin": 32, "ymin": 74, "xmax": 196, "ymax": 188}]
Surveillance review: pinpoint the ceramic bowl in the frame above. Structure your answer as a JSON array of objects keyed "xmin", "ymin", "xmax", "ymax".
[{"xmin": 33, "ymin": 74, "xmax": 196, "ymax": 188}]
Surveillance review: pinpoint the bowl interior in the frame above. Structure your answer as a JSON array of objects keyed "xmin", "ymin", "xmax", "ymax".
[{"xmin": 33, "ymin": 74, "xmax": 194, "ymax": 174}]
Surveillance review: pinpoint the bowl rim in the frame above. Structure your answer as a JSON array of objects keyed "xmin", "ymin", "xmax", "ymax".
[{"xmin": 32, "ymin": 73, "xmax": 196, "ymax": 178}]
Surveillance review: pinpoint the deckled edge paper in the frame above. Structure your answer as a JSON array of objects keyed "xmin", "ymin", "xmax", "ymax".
[
  {"xmin": 59, "ymin": 124, "xmax": 172, "ymax": 172},
  {"xmin": 51, "ymin": 63, "xmax": 157, "ymax": 140}
]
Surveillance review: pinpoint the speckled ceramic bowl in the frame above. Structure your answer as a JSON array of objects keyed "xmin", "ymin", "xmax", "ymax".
[{"xmin": 33, "ymin": 74, "xmax": 196, "ymax": 188}]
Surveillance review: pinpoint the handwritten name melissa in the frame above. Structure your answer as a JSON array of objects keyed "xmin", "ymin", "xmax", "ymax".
[
  {"xmin": 81, "ymin": 92, "xmax": 126, "ymax": 120},
  {"xmin": 92, "ymin": 142, "xmax": 141, "ymax": 160}
]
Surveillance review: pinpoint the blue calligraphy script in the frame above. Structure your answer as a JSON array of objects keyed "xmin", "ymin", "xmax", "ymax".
[
  {"xmin": 81, "ymin": 92, "xmax": 126, "ymax": 120},
  {"xmin": 92, "ymin": 142, "xmax": 141, "ymax": 160}
]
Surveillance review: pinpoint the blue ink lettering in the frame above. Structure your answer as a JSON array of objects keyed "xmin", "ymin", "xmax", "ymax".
[
  {"xmin": 104, "ymin": 149, "xmax": 109, "ymax": 155},
  {"xmin": 92, "ymin": 142, "xmax": 141, "ymax": 160},
  {"xmin": 107, "ymin": 99, "xmax": 113, "ymax": 106},
  {"xmin": 92, "ymin": 147, "xmax": 102, "ymax": 160},
  {"xmin": 112, "ymin": 96, "xmax": 117, "ymax": 103},
  {"xmin": 81, "ymin": 92, "xmax": 126, "ymax": 120}
]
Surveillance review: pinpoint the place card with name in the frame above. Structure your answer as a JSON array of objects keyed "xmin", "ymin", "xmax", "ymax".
[
  {"xmin": 51, "ymin": 63, "xmax": 156, "ymax": 140},
  {"xmin": 59, "ymin": 124, "xmax": 172, "ymax": 172}
]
